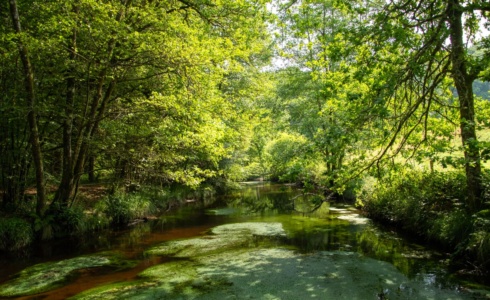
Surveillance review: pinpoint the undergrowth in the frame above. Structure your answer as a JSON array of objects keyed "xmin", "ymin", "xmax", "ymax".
[
  {"xmin": 0, "ymin": 184, "xmax": 216, "ymax": 252},
  {"xmin": 357, "ymin": 169, "xmax": 490, "ymax": 274},
  {"xmin": 0, "ymin": 217, "xmax": 33, "ymax": 251}
]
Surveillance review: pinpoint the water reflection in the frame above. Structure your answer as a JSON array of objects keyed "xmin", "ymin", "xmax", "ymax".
[
  {"xmin": 224, "ymin": 183, "xmax": 298, "ymax": 214},
  {"xmin": 219, "ymin": 183, "xmax": 478, "ymax": 292}
]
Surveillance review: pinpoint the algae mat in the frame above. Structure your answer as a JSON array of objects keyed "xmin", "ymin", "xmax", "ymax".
[
  {"xmin": 146, "ymin": 222, "xmax": 287, "ymax": 258},
  {"xmin": 72, "ymin": 222, "xmax": 488, "ymax": 299},
  {"xmin": 0, "ymin": 253, "xmax": 136, "ymax": 297},
  {"xmin": 72, "ymin": 249, "xmax": 488, "ymax": 299}
]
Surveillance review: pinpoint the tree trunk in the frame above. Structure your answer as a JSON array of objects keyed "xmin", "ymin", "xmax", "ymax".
[
  {"xmin": 53, "ymin": 4, "xmax": 79, "ymax": 205},
  {"xmin": 54, "ymin": 1, "xmax": 124, "ymax": 204},
  {"xmin": 447, "ymin": 0, "xmax": 483, "ymax": 212},
  {"xmin": 88, "ymin": 156, "xmax": 96, "ymax": 182},
  {"xmin": 9, "ymin": 0, "xmax": 46, "ymax": 216}
]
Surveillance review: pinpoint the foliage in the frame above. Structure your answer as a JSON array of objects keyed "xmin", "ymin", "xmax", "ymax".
[
  {"xmin": 270, "ymin": 0, "xmax": 490, "ymax": 209},
  {"xmin": 1, "ymin": 0, "xmax": 490, "ymax": 277},
  {"xmin": 272, "ymin": 0, "xmax": 370, "ymax": 189},
  {"xmin": 263, "ymin": 132, "xmax": 324, "ymax": 183},
  {"xmin": 101, "ymin": 183, "xmax": 215, "ymax": 226},
  {"xmin": 1, "ymin": 0, "xmax": 273, "ymax": 218},
  {"xmin": 358, "ymin": 168, "xmax": 490, "ymax": 270},
  {"xmin": 349, "ymin": 0, "xmax": 490, "ymax": 211},
  {"xmin": 103, "ymin": 192, "xmax": 157, "ymax": 226},
  {"xmin": 0, "ymin": 217, "xmax": 33, "ymax": 251},
  {"xmin": 80, "ymin": 210, "xmax": 111, "ymax": 234},
  {"xmin": 358, "ymin": 170, "xmax": 467, "ymax": 232},
  {"xmin": 44, "ymin": 203, "xmax": 86, "ymax": 236},
  {"xmin": 467, "ymin": 210, "xmax": 490, "ymax": 271}
]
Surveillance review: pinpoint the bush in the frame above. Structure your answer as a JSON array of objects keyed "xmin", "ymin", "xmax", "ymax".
[
  {"xmin": 358, "ymin": 170, "xmax": 470, "ymax": 241},
  {"xmin": 103, "ymin": 192, "xmax": 157, "ymax": 226},
  {"xmin": 358, "ymin": 169, "xmax": 490, "ymax": 272},
  {"xmin": 264, "ymin": 132, "xmax": 324, "ymax": 184},
  {"xmin": 466, "ymin": 210, "xmax": 490, "ymax": 271},
  {"xmin": 0, "ymin": 217, "xmax": 33, "ymax": 251},
  {"xmin": 81, "ymin": 210, "xmax": 110, "ymax": 233}
]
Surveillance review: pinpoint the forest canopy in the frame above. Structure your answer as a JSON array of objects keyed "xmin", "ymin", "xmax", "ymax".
[
  {"xmin": 1, "ymin": 0, "xmax": 273, "ymax": 214},
  {"xmin": 1, "ymin": 0, "xmax": 490, "ymax": 235}
]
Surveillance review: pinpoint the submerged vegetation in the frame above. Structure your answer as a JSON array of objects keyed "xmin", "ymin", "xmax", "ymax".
[
  {"xmin": 1, "ymin": 185, "xmax": 489, "ymax": 298},
  {"xmin": 0, "ymin": 253, "xmax": 137, "ymax": 297},
  {"xmin": 48, "ymin": 221, "xmax": 490, "ymax": 299}
]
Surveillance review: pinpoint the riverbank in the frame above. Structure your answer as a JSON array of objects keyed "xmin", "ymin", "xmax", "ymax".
[
  {"xmin": 357, "ymin": 170, "xmax": 490, "ymax": 283},
  {"xmin": 0, "ymin": 183, "xmax": 219, "ymax": 254}
]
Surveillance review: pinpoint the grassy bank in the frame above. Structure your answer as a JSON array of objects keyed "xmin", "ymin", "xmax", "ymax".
[
  {"xmin": 0, "ymin": 184, "xmax": 217, "ymax": 253},
  {"xmin": 357, "ymin": 169, "xmax": 490, "ymax": 276}
]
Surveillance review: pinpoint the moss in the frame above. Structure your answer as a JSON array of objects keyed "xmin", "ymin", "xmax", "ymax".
[
  {"xmin": 0, "ymin": 253, "xmax": 137, "ymax": 297},
  {"xmin": 146, "ymin": 234, "xmax": 248, "ymax": 257},
  {"xmin": 70, "ymin": 220, "xmax": 488, "ymax": 299},
  {"xmin": 72, "ymin": 260, "xmax": 232, "ymax": 300}
]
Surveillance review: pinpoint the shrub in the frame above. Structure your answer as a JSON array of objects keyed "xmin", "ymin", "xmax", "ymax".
[
  {"xmin": 358, "ymin": 169, "xmax": 490, "ymax": 272},
  {"xmin": 264, "ymin": 132, "xmax": 324, "ymax": 184},
  {"xmin": 358, "ymin": 170, "xmax": 468, "ymax": 243},
  {"xmin": 0, "ymin": 217, "xmax": 33, "ymax": 251},
  {"xmin": 103, "ymin": 192, "xmax": 156, "ymax": 226},
  {"xmin": 466, "ymin": 210, "xmax": 490, "ymax": 271},
  {"xmin": 40, "ymin": 203, "xmax": 88, "ymax": 237},
  {"xmin": 429, "ymin": 208, "xmax": 472, "ymax": 247}
]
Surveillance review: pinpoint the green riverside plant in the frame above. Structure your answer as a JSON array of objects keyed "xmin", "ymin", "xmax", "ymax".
[
  {"xmin": 0, "ymin": 217, "xmax": 33, "ymax": 251},
  {"xmin": 358, "ymin": 169, "xmax": 490, "ymax": 272}
]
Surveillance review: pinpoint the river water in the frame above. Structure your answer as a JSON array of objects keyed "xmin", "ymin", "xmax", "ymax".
[{"xmin": 0, "ymin": 183, "xmax": 489, "ymax": 299}]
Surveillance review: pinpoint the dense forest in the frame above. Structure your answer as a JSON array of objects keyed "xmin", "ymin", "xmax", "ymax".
[{"xmin": 1, "ymin": 0, "xmax": 490, "ymax": 274}]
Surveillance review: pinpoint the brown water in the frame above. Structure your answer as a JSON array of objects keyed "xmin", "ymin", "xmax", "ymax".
[{"xmin": 0, "ymin": 183, "xmax": 488, "ymax": 299}]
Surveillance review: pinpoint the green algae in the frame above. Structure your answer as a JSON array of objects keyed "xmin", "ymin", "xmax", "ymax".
[
  {"xmin": 210, "ymin": 222, "xmax": 286, "ymax": 237},
  {"xmin": 69, "ymin": 280, "xmax": 163, "ymax": 300},
  {"xmin": 139, "ymin": 260, "xmax": 197, "ymax": 280},
  {"xmin": 140, "ymin": 260, "xmax": 233, "ymax": 294},
  {"xmin": 72, "ymin": 248, "xmax": 483, "ymax": 300},
  {"xmin": 71, "ymin": 260, "xmax": 234, "ymax": 300},
  {"xmin": 71, "ymin": 222, "xmax": 488, "ymax": 299},
  {"xmin": 146, "ymin": 222, "xmax": 287, "ymax": 258},
  {"xmin": 0, "ymin": 253, "xmax": 137, "ymax": 297},
  {"xmin": 145, "ymin": 234, "xmax": 248, "ymax": 257}
]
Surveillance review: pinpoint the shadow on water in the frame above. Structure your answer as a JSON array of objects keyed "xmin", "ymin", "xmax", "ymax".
[{"xmin": 0, "ymin": 182, "xmax": 488, "ymax": 299}]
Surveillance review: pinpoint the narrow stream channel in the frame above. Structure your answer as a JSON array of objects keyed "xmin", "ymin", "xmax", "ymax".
[{"xmin": 0, "ymin": 183, "xmax": 489, "ymax": 299}]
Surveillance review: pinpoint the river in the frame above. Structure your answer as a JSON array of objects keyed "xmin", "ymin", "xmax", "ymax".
[{"xmin": 0, "ymin": 182, "xmax": 489, "ymax": 299}]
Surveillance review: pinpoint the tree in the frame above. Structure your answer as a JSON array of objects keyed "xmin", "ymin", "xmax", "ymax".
[
  {"xmin": 7, "ymin": 0, "xmax": 46, "ymax": 215},
  {"xmin": 357, "ymin": 0, "xmax": 490, "ymax": 211},
  {"xmin": 273, "ymin": 0, "xmax": 374, "ymax": 190},
  {"xmin": 1, "ymin": 0, "xmax": 272, "ymax": 216}
]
